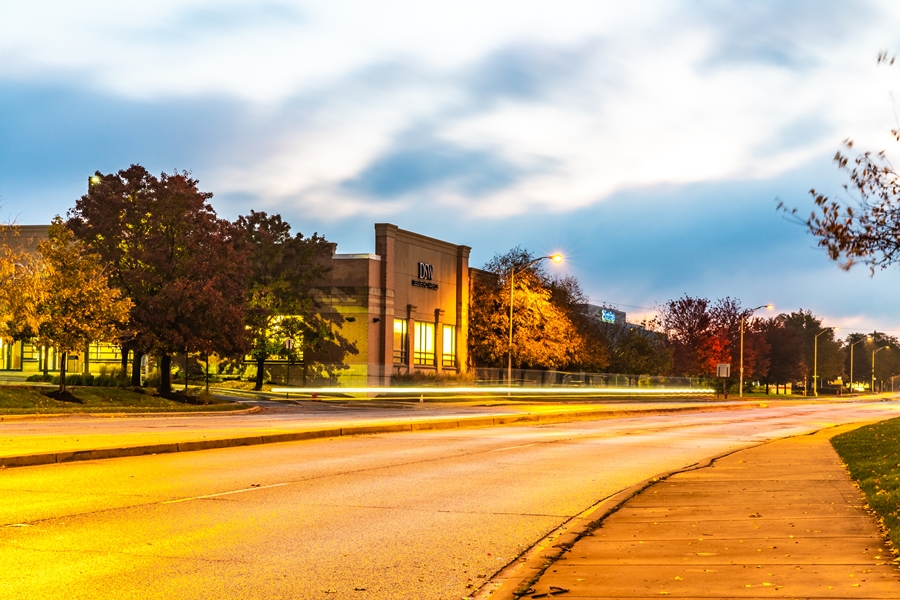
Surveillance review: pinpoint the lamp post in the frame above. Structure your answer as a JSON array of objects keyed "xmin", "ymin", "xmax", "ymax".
[
  {"xmin": 813, "ymin": 326, "xmax": 838, "ymax": 397},
  {"xmin": 848, "ymin": 335, "xmax": 873, "ymax": 394},
  {"xmin": 508, "ymin": 254, "xmax": 563, "ymax": 387},
  {"xmin": 739, "ymin": 304, "xmax": 773, "ymax": 398},
  {"xmin": 872, "ymin": 345, "xmax": 889, "ymax": 394}
]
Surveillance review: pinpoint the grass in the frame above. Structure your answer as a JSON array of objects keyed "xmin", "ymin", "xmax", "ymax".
[
  {"xmin": 0, "ymin": 386, "xmax": 245, "ymax": 415},
  {"xmin": 831, "ymin": 417, "xmax": 900, "ymax": 553}
]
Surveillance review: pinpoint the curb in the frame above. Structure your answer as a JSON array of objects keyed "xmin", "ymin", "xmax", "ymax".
[
  {"xmin": 0, "ymin": 401, "xmax": 764, "ymax": 470},
  {"xmin": 0, "ymin": 405, "xmax": 261, "ymax": 421},
  {"xmin": 472, "ymin": 423, "xmax": 868, "ymax": 600}
]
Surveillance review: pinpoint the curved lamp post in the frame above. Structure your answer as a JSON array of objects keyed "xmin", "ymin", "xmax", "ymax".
[
  {"xmin": 739, "ymin": 304, "xmax": 773, "ymax": 397},
  {"xmin": 508, "ymin": 254, "xmax": 563, "ymax": 387},
  {"xmin": 813, "ymin": 326, "xmax": 838, "ymax": 397},
  {"xmin": 872, "ymin": 345, "xmax": 889, "ymax": 394},
  {"xmin": 848, "ymin": 335, "xmax": 873, "ymax": 394}
]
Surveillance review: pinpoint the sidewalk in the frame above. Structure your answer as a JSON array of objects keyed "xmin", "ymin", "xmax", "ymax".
[
  {"xmin": 491, "ymin": 424, "xmax": 900, "ymax": 599},
  {"xmin": 0, "ymin": 398, "xmax": 763, "ymax": 468}
]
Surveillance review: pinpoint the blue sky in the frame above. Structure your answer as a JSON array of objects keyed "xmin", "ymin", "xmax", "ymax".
[{"xmin": 3, "ymin": 0, "xmax": 900, "ymax": 332}]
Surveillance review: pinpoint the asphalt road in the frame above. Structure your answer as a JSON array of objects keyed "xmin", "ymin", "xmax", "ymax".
[{"xmin": 2, "ymin": 401, "xmax": 898, "ymax": 600}]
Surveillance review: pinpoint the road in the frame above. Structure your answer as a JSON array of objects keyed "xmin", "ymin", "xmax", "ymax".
[{"xmin": 1, "ymin": 401, "xmax": 898, "ymax": 599}]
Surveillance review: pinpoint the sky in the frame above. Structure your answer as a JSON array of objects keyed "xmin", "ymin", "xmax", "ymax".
[{"xmin": 3, "ymin": 0, "xmax": 900, "ymax": 334}]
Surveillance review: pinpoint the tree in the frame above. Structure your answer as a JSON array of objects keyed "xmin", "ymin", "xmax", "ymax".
[
  {"xmin": 546, "ymin": 275, "xmax": 609, "ymax": 371},
  {"xmin": 760, "ymin": 317, "xmax": 805, "ymax": 393},
  {"xmin": 600, "ymin": 319, "xmax": 672, "ymax": 377},
  {"xmin": 850, "ymin": 331, "xmax": 900, "ymax": 392},
  {"xmin": 660, "ymin": 295, "xmax": 729, "ymax": 377},
  {"xmin": 469, "ymin": 247, "xmax": 581, "ymax": 370},
  {"xmin": 27, "ymin": 218, "xmax": 132, "ymax": 393},
  {"xmin": 709, "ymin": 297, "xmax": 770, "ymax": 385},
  {"xmin": 778, "ymin": 310, "xmax": 843, "ymax": 394},
  {"xmin": 236, "ymin": 210, "xmax": 355, "ymax": 390},
  {"xmin": 788, "ymin": 55, "xmax": 900, "ymax": 273},
  {"xmin": 68, "ymin": 165, "xmax": 250, "ymax": 394}
]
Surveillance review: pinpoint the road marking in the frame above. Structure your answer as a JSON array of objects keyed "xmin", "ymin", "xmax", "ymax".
[
  {"xmin": 490, "ymin": 443, "xmax": 538, "ymax": 452},
  {"xmin": 161, "ymin": 482, "xmax": 291, "ymax": 504}
]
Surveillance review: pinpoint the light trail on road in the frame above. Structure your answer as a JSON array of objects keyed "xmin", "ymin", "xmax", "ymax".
[{"xmin": 1, "ymin": 402, "xmax": 898, "ymax": 599}]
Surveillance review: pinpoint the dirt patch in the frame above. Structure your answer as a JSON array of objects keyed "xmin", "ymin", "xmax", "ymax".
[{"xmin": 44, "ymin": 390, "xmax": 83, "ymax": 403}]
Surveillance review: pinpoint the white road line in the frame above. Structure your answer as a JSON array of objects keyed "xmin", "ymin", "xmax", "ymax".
[
  {"xmin": 489, "ymin": 443, "xmax": 538, "ymax": 452},
  {"xmin": 161, "ymin": 482, "xmax": 291, "ymax": 504}
]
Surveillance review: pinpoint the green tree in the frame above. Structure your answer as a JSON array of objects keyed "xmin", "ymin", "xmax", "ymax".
[
  {"xmin": 778, "ymin": 310, "xmax": 843, "ymax": 394},
  {"xmin": 30, "ymin": 218, "xmax": 132, "ymax": 393},
  {"xmin": 760, "ymin": 317, "xmax": 805, "ymax": 393},
  {"xmin": 235, "ymin": 211, "xmax": 354, "ymax": 390},
  {"xmin": 601, "ymin": 319, "xmax": 672, "ymax": 377}
]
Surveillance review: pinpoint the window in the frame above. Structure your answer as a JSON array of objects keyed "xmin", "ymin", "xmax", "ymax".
[
  {"xmin": 442, "ymin": 325, "xmax": 456, "ymax": 367},
  {"xmin": 414, "ymin": 322, "xmax": 435, "ymax": 366},
  {"xmin": 393, "ymin": 319, "xmax": 408, "ymax": 364}
]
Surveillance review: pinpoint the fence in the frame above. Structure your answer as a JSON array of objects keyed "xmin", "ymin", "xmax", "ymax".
[{"xmin": 473, "ymin": 367, "xmax": 703, "ymax": 389}]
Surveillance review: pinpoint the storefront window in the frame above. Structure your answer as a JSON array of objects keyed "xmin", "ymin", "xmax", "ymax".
[
  {"xmin": 442, "ymin": 325, "xmax": 456, "ymax": 367},
  {"xmin": 393, "ymin": 319, "xmax": 408, "ymax": 364},
  {"xmin": 414, "ymin": 322, "xmax": 435, "ymax": 366}
]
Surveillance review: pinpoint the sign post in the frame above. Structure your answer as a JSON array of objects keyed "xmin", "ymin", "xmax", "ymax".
[{"xmin": 717, "ymin": 363, "xmax": 731, "ymax": 399}]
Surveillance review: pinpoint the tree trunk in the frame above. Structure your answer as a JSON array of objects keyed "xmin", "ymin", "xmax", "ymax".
[
  {"xmin": 131, "ymin": 352, "xmax": 144, "ymax": 387},
  {"xmin": 42, "ymin": 346, "xmax": 49, "ymax": 376},
  {"xmin": 120, "ymin": 345, "xmax": 129, "ymax": 374},
  {"xmin": 254, "ymin": 356, "xmax": 265, "ymax": 391},
  {"xmin": 59, "ymin": 352, "xmax": 67, "ymax": 393},
  {"xmin": 160, "ymin": 354, "xmax": 171, "ymax": 394}
]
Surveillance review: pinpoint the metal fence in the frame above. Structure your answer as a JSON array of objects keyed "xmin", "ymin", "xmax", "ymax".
[{"xmin": 473, "ymin": 368, "xmax": 703, "ymax": 389}]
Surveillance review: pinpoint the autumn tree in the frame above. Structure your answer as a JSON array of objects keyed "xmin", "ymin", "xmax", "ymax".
[
  {"xmin": 787, "ymin": 55, "xmax": 900, "ymax": 273},
  {"xmin": 709, "ymin": 298, "xmax": 771, "ymax": 387},
  {"xmin": 469, "ymin": 247, "xmax": 580, "ymax": 370},
  {"xmin": 546, "ymin": 275, "xmax": 609, "ymax": 371},
  {"xmin": 660, "ymin": 295, "xmax": 727, "ymax": 377},
  {"xmin": 67, "ymin": 165, "xmax": 249, "ymax": 394},
  {"xmin": 235, "ymin": 211, "xmax": 355, "ymax": 390},
  {"xmin": 28, "ymin": 218, "xmax": 132, "ymax": 393}
]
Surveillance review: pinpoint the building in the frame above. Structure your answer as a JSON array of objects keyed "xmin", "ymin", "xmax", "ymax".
[
  {"xmin": 323, "ymin": 224, "xmax": 470, "ymax": 386},
  {"xmin": 0, "ymin": 222, "xmax": 471, "ymax": 387}
]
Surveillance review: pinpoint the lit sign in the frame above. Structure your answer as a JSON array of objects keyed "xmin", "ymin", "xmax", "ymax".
[
  {"xmin": 413, "ymin": 262, "xmax": 438, "ymax": 290},
  {"xmin": 417, "ymin": 262, "xmax": 434, "ymax": 280},
  {"xmin": 601, "ymin": 309, "xmax": 616, "ymax": 324}
]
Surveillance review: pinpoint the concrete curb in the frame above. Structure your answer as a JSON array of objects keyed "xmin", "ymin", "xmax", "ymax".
[
  {"xmin": 0, "ymin": 402, "xmax": 764, "ymax": 470},
  {"xmin": 0, "ymin": 405, "xmax": 261, "ymax": 421},
  {"xmin": 473, "ymin": 423, "xmax": 861, "ymax": 600}
]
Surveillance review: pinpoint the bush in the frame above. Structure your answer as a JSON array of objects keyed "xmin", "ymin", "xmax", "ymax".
[
  {"xmin": 391, "ymin": 371, "xmax": 476, "ymax": 387},
  {"xmin": 26, "ymin": 374, "xmax": 53, "ymax": 382}
]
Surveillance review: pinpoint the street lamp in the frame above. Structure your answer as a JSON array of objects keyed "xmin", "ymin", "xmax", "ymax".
[
  {"xmin": 848, "ymin": 335, "xmax": 873, "ymax": 394},
  {"xmin": 508, "ymin": 253, "xmax": 563, "ymax": 387},
  {"xmin": 872, "ymin": 345, "xmax": 889, "ymax": 394},
  {"xmin": 813, "ymin": 326, "xmax": 838, "ymax": 397},
  {"xmin": 739, "ymin": 304, "xmax": 773, "ymax": 397}
]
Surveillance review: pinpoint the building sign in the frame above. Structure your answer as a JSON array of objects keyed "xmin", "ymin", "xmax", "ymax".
[
  {"xmin": 413, "ymin": 262, "xmax": 438, "ymax": 289},
  {"xmin": 601, "ymin": 309, "xmax": 617, "ymax": 324},
  {"xmin": 417, "ymin": 262, "xmax": 434, "ymax": 280}
]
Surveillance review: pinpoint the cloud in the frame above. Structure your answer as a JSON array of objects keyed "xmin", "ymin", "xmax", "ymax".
[{"xmin": 342, "ymin": 136, "xmax": 529, "ymax": 198}]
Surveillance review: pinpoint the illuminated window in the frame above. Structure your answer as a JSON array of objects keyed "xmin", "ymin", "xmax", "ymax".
[
  {"xmin": 414, "ymin": 322, "xmax": 434, "ymax": 366},
  {"xmin": 442, "ymin": 325, "xmax": 456, "ymax": 367},
  {"xmin": 393, "ymin": 319, "xmax": 408, "ymax": 364}
]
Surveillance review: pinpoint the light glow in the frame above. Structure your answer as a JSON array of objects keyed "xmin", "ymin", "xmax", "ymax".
[{"xmin": 272, "ymin": 386, "xmax": 713, "ymax": 396}]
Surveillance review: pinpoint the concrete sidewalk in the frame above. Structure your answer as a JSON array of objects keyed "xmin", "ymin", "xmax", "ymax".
[
  {"xmin": 490, "ymin": 425, "xmax": 900, "ymax": 599},
  {"xmin": 0, "ymin": 399, "xmax": 763, "ymax": 468}
]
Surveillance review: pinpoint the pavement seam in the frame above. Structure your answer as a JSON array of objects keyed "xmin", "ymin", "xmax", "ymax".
[
  {"xmin": 473, "ymin": 423, "xmax": 871, "ymax": 600},
  {"xmin": 0, "ymin": 402, "xmax": 764, "ymax": 469}
]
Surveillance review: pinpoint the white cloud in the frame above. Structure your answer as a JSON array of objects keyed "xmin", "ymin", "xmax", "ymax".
[{"xmin": 4, "ymin": 0, "xmax": 900, "ymax": 222}]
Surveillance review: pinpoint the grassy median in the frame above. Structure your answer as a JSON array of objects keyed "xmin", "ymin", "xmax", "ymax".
[
  {"xmin": 832, "ymin": 418, "xmax": 900, "ymax": 551},
  {"xmin": 0, "ymin": 386, "xmax": 245, "ymax": 415}
]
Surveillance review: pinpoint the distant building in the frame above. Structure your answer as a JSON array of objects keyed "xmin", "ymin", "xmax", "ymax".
[{"xmin": 579, "ymin": 303, "xmax": 627, "ymax": 326}]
